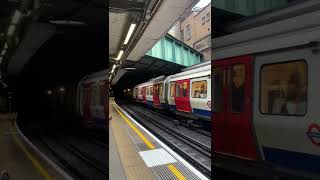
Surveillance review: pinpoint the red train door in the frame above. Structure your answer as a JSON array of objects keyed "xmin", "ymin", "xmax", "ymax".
[
  {"xmin": 175, "ymin": 80, "xmax": 192, "ymax": 112},
  {"xmin": 142, "ymin": 86, "xmax": 147, "ymax": 103},
  {"xmin": 153, "ymin": 84, "xmax": 160, "ymax": 107},
  {"xmin": 213, "ymin": 55, "xmax": 257, "ymax": 160}
]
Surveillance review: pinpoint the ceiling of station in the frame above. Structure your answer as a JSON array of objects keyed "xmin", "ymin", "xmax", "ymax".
[
  {"xmin": 109, "ymin": 12, "xmax": 129, "ymax": 56},
  {"xmin": 0, "ymin": 0, "xmax": 107, "ymax": 91},
  {"xmin": 111, "ymin": 55, "xmax": 185, "ymax": 86},
  {"xmin": 108, "ymin": 0, "xmax": 198, "ymax": 85}
]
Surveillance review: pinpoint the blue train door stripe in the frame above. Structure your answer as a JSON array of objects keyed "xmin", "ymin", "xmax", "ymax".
[
  {"xmin": 263, "ymin": 146, "xmax": 320, "ymax": 173},
  {"xmin": 192, "ymin": 108, "xmax": 211, "ymax": 117}
]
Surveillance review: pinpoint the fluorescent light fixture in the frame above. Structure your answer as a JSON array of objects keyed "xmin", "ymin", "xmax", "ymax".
[
  {"xmin": 7, "ymin": 25, "xmax": 15, "ymax": 36},
  {"xmin": 115, "ymin": 50, "xmax": 124, "ymax": 60},
  {"xmin": 125, "ymin": 67, "xmax": 136, "ymax": 70},
  {"xmin": 111, "ymin": 64, "xmax": 116, "ymax": 73},
  {"xmin": 12, "ymin": 10, "xmax": 21, "ymax": 24},
  {"xmin": 4, "ymin": 43, "xmax": 8, "ymax": 49},
  {"xmin": 123, "ymin": 24, "xmax": 136, "ymax": 45},
  {"xmin": 49, "ymin": 20, "xmax": 87, "ymax": 26}
]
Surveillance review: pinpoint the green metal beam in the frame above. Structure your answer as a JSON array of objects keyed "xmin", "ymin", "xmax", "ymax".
[{"xmin": 146, "ymin": 35, "xmax": 202, "ymax": 67}]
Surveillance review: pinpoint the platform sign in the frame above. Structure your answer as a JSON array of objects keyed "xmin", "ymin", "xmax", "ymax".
[{"xmin": 306, "ymin": 123, "xmax": 320, "ymax": 146}]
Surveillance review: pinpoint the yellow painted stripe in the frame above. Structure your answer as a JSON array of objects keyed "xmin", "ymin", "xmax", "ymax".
[
  {"xmin": 113, "ymin": 102, "xmax": 187, "ymax": 180},
  {"xmin": 10, "ymin": 119, "xmax": 54, "ymax": 180},
  {"xmin": 113, "ymin": 103, "xmax": 156, "ymax": 149},
  {"xmin": 168, "ymin": 164, "xmax": 187, "ymax": 180}
]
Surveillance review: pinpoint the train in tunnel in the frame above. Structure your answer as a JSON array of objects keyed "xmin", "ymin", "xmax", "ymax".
[
  {"xmin": 76, "ymin": 70, "xmax": 108, "ymax": 129},
  {"xmin": 132, "ymin": 61, "xmax": 211, "ymax": 127}
]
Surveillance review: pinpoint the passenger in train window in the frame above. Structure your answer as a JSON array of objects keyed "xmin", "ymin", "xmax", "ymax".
[
  {"xmin": 271, "ymin": 89, "xmax": 286, "ymax": 114},
  {"xmin": 183, "ymin": 82, "xmax": 188, "ymax": 97},
  {"xmin": 176, "ymin": 84, "xmax": 181, "ymax": 97},
  {"xmin": 231, "ymin": 66, "xmax": 245, "ymax": 112},
  {"xmin": 199, "ymin": 85, "xmax": 207, "ymax": 98},
  {"xmin": 285, "ymin": 73, "xmax": 307, "ymax": 115}
]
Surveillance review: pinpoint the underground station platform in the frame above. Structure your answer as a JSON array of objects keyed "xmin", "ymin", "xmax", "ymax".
[
  {"xmin": 0, "ymin": 113, "xmax": 70, "ymax": 180},
  {"xmin": 109, "ymin": 98, "xmax": 209, "ymax": 180}
]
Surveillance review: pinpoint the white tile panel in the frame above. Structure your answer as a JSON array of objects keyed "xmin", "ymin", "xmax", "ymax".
[{"xmin": 139, "ymin": 148, "xmax": 177, "ymax": 167}]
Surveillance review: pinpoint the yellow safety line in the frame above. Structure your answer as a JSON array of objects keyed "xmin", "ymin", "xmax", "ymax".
[
  {"xmin": 10, "ymin": 117, "xmax": 54, "ymax": 180},
  {"xmin": 113, "ymin": 103, "xmax": 155, "ymax": 149},
  {"xmin": 168, "ymin": 164, "xmax": 187, "ymax": 180},
  {"xmin": 113, "ymin": 102, "xmax": 187, "ymax": 180}
]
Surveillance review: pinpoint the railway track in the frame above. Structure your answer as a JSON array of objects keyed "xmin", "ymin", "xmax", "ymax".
[
  {"xmin": 38, "ymin": 136, "xmax": 107, "ymax": 180},
  {"xmin": 137, "ymin": 104, "xmax": 212, "ymax": 137},
  {"xmin": 129, "ymin": 105, "xmax": 211, "ymax": 152},
  {"xmin": 121, "ymin": 103, "xmax": 211, "ymax": 178}
]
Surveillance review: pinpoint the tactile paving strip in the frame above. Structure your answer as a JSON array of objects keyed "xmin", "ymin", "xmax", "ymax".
[{"xmin": 139, "ymin": 148, "xmax": 177, "ymax": 167}]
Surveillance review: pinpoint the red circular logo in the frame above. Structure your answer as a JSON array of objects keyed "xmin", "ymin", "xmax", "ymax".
[{"xmin": 307, "ymin": 123, "xmax": 320, "ymax": 146}]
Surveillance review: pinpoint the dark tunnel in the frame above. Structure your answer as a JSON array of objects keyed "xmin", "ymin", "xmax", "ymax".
[{"xmin": 9, "ymin": 25, "xmax": 108, "ymax": 130}]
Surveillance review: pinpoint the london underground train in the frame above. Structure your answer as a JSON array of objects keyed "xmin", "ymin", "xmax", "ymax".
[
  {"xmin": 133, "ymin": 61, "xmax": 211, "ymax": 126},
  {"xmin": 213, "ymin": 1, "xmax": 320, "ymax": 179},
  {"xmin": 77, "ymin": 70, "xmax": 108, "ymax": 128}
]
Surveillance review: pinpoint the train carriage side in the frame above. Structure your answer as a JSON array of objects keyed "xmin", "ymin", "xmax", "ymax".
[
  {"xmin": 137, "ymin": 85, "xmax": 143, "ymax": 103},
  {"xmin": 146, "ymin": 84, "xmax": 154, "ymax": 108},
  {"xmin": 153, "ymin": 76, "xmax": 167, "ymax": 110},
  {"xmin": 78, "ymin": 70, "xmax": 108, "ymax": 128},
  {"xmin": 212, "ymin": 4, "xmax": 320, "ymax": 178},
  {"xmin": 165, "ymin": 76, "xmax": 176, "ymax": 111},
  {"xmin": 169, "ymin": 62, "xmax": 211, "ymax": 124}
]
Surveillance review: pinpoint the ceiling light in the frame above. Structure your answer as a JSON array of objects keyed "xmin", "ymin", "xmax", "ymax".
[
  {"xmin": 4, "ymin": 43, "xmax": 8, "ymax": 49},
  {"xmin": 1, "ymin": 50, "xmax": 6, "ymax": 56},
  {"xmin": 59, "ymin": 87, "xmax": 65, "ymax": 92},
  {"xmin": 12, "ymin": 10, "xmax": 21, "ymax": 24},
  {"xmin": 111, "ymin": 64, "xmax": 116, "ymax": 73},
  {"xmin": 115, "ymin": 50, "xmax": 124, "ymax": 61},
  {"xmin": 124, "ymin": 24, "xmax": 136, "ymax": 45},
  {"xmin": 47, "ymin": 90, "xmax": 52, "ymax": 95},
  {"xmin": 125, "ymin": 67, "xmax": 136, "ymax": 70},
  {"xmin": 7, "ymin": 25, "xmax": 15, "ymax": 36},
  {"xmin": 49, "ymin": 20, "xmax": 87, "ymax": 26}
]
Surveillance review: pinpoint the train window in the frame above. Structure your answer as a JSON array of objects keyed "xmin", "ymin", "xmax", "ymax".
[
  {"xmin": 150, "ymin": 86, "xmax": 153, "ymax": 96},
  {"xmin": 176, "ymin": 83, "xmax": 181, "ymax": 97},
  {"xmin": 99, "ymin": 85, "xmax": 106, "ymax": 106},
  {"xmin": 213, "ymin": 68, "xmax": 224, "ymax": 112},
  {"xmin": 260, "ymin": 60, "xmax": 307, "ymax": 116},
  {"xmin": 170, "ymin": 83, "xmax": 175, "ymax": 97},
  {"xmin": 192, "ymin": 81, "xmax": 207, "ymax": 99},
  {"xmin": 230, "ymin": 64, "xmax": 245, "ymax": 112},
  {"xmin": 154, "ymin": 85, "xmax": 158, "ymax": 96},
  {"xmin": 91, "ymin": 86, "xmax": 97, "ymax": 105},
  {"xmin": 81, "ymin": 88, "xmax": 85, "ymax": 105},
  {"xmin": 159, "ymin": 84, "xmax": 163, "ymax": 97},
  {"xmin": 183, "ymin": 82, "xmax": 188, "ymax": 97}
]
